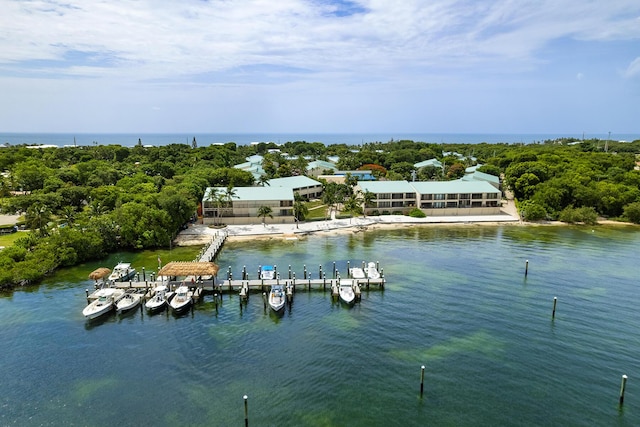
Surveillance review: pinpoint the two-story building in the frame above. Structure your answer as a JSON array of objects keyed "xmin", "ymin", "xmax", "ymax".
[{"xmin": 356, "ymin": 180, "xmax": 501, "ymax": 216}]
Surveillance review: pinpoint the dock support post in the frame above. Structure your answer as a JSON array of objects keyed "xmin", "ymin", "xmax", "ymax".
[
  {"xmin": 420, "ymin": 365, "xmax": 425, "ymax": 396},
  {"xmin": 347, "ymin": 261, "xmax": 350, "ymax": 277},
  {"xmin": 262, "ymin": 292, "xmax": 267, "ymax": 311},
  {"xmin": 332, "ymin": 262, "xmax": 336, "ymax": 279},
  {"xmin": 243, "ymin": 265, "xmax": 247, "ymax": 280},
  {"xmin": 228, "ymin": 266, "xmax": 231, "ymax": 280},
  {"xmin": 304, "ymin": 265, "xmax": 307, "ymax": 280},
  {"xmin": 85, "ymin": 289, "xmax": 89, "ymax": 304},
  {"xmin": 142, "ymin": 267, "xmax": 145, "ymax": 281},
  {"xmin": 323, "ymin": 273, "xmax": 326, "ymax": 290},
  {"xmin": 243, "ymin": 395, "xmax": 249, "ymax": 427},
  {"xmin": 525, "ymin": 260, "xmax": 529, "ymax": 277},
  {"xmin": 552, "ymin": 297, "xmax": 557, "ymax": 319},
  {"xmin": 620, "ymin": 375, "xmax": 628, "ymax": 405},
  {"xmin": 319, "ymin": 265, "xmax": 323, "ymax": 280},
  {"xmin": 288, "ymin": 265, "xmax": 291, "ymax": 279}
]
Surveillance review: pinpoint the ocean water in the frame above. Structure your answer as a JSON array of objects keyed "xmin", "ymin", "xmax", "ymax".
[
  {"xmin": 1, "ymin": 225, "xmax": 639, "ymax": 426},
  {"xmin": 1, "ymin": 132, "xmax": 638, "ymax": 147}
]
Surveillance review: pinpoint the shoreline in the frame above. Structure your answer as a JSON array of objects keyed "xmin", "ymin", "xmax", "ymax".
[{"xmin": 174, "ymin": 213, "xmax": 637, "ymax": 245}]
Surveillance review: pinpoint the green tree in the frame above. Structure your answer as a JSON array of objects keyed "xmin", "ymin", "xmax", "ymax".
[
  {"xmin": 293, "ymin": 193, "xmax": 308, "ymax": 228},
  {"xmin": 25, "ymin": 202, "xmax": 52, "ymax": 236},
  {"xmin": 257, "ymin": 205, "xmax": 273, "ymax": 226},
  {"xmin": 623, "ymin": 202, "xmax": 640, "ymax": 224}
]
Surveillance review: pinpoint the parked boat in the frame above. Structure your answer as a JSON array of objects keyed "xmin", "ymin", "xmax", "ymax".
[
  {"xmin": 169, "ymin": 285, "xmax": 192, "ymax": 313},
  {"xmin": 366, "ymin": 262, "xmax": 380, "ymax": 279},
  {"xmin": 268, "ymin": 284, "xmax": 286, "ymax": 312},
  {"xmin": 349, "ymin": 267, "xmax": 366, "ymax": 279},
  {"xmin": 145, "ymin": 285, "xmax": 171, "ymax": 313},
  {"xmin": 82, "ymin": 287, "xmax": 125, "ymax": 319},
  {"xmin": 115, "ymin": 290, "xmax": 142, "ymax": 313},
  {"xmin": 108, "ymin": 262, "xmax": 136, "ymax": 282},
  {"xmin": 338, "ymin": 279, "xmax": 356, "ymax": 305},
  {"xmin": 260, "ymin": 265, "xmax": 275, "ymax": 280}
]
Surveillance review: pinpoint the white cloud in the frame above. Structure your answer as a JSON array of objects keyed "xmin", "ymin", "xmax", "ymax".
[
  {"xmin": 1, "ymin": 0, "xmax": 639, "ymax": 84},
  {"xmin": 623, "ymin": 57, "xmax": 640, "ymax": 78}
]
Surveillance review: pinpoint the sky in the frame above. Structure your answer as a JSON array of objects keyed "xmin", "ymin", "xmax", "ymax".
[{"xmin": 1, "ymin": 0, "xmax": 639, "ymax": 134}]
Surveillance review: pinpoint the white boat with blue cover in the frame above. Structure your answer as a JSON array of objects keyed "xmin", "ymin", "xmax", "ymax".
[{"xmin": 260, "ymin": 265, "xmax": 275, "ymax": 280}]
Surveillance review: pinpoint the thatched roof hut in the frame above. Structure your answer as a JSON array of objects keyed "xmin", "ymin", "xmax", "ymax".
[
  {"xmin": 88, "ymin": 267, "xmax": 111, "ymax": 280},
  {"xmin": 157, "ymin": 261, "xmax": 219, "ymax": 277}
]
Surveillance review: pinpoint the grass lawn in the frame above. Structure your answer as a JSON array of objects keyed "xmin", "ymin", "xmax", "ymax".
[
  {"xmin": 0, "ymin": 231, "xmax": 24, "ymax": 248},
  {"xmin": 305, "ymin": 201, "xmax": 328, "ymax": 220}
]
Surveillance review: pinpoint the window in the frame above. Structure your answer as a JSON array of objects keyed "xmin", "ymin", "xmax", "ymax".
[
  {"xmin": 446, "ymin": 194, "xmax": 458, "ymax": 200},
  {"xmin": 472, "ymin": 193, "xmax": 483, "ymax": 199},
  {"xmin": 421, "ymin": 194, "xmax": 432, "ymax": 200},
  {"xmin": 459, "ymin": 193, "xmax": 470, "ymax": 199},
  {"xmin": 392, "ymin": 193, "xmax": 404, "ymax": 199},
  {"xmin": 446, "ymin": 201, "xmax": 457, "ymax": 208},
  {"xmin": 379, "ymin": 201, "xmax": 391, "ymax": 208},
  {"xmin": 378, "ymin": 193, "xmax": 391, "ymax": 199},
  {"xmin": 433, "ymin": 202, "xmax": 445, "ymax": 208},
  {"xmin": 434, "ymin": 194, "xmax": 445, "ymax": 200}
]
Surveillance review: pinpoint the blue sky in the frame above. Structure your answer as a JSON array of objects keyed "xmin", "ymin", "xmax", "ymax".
[{"xmin": 1, "ymin": 0, "xmax": 639, "ymax": 134}]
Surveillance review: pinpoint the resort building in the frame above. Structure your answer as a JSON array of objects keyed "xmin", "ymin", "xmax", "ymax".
[
  {"xmin": 202, "ymin": 186, "xmax": 294, "ymax": 225},
  {"xmin": 266, "ymin": 176, "xmax": 323, "ymax": 200},
  {"xmin": 356, "ymin": 180, "xmax": 501, "ymax": 216}
]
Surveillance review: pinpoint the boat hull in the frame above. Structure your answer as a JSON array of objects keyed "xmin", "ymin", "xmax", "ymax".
[
  {"xmin": 338, "ymin": 280, "xmax": 356, "ymax": 305},
  {"xmin": 82, "ymin": 288, "xmax": 124, "ymax": 319},
  {"xmin": 268, "ymin": 285, "xmax": 286, "ymax": 312},
  {"xmin": 169, "ymin": 286, "xmax": 192, "ymax": 313}
]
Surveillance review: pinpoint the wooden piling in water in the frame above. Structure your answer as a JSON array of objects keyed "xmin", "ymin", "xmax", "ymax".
[
  {"xmin": 420, "ymin": 365, "xmax": 425, "ymax": 396},
  {"xmin": 620, "ymin": 375, "xmax": 628, "ymax": 405},
  {"xmin": 525, "ymin": 259, "xmax": 529, "ymax": 277},
  {"xmin": 552, "ymin": 297, "xmax": 557, "ymax": 319},
  {"xmin": 243, "ymin": 395, "xmax": 249, "ymax": 427}
]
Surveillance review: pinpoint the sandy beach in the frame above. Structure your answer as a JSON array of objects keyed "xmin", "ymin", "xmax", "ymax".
[{"xmin": 174, "ymin": 209, "xmax": 522, "ymax": 245}]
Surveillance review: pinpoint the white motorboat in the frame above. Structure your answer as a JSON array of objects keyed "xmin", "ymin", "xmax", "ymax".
[
  {"xmin": 338, "ymin": 279, "xmax": 356, "ymax": 305},
  {"xmin": 349, "ymin": 267, "xmax": 366, "ymax": 279},
  {"xmin": 108, "ymin": 262, "xmax": 136, "ymax": 282},
  {"xmin": 169, "ymin": 285, "xmax": 192, "ymax": 313},
  {"xmin": 82, "ymin": 287, "xmax": 125, "ymax": 319},
  {"xmin": 260, "ymin": 265, "xmax": 275, "ymax": 280},
  {"xmin": 268, "ymin": 284, "xmax": 286, "ymax": 312},
  {"xmin": 366, "ymin": 262, "xmax": 380, "ymax": 279},
  {"xmin": 145, "ymin": 285, "xmax": 171, "ymax": 313},
  {"xmin": 115, "ymin": 290, "xmax": 142, "ymax": 313}
]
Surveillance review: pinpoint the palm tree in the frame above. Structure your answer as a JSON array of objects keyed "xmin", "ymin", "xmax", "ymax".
[
  {"xmin": 293, "ymin": 193, "xmax": 309, "ymax": 229},
  {"xmin": 361, "ymin": 190, "xmax": 375, "ymax": 218},
  {"xmin": 257, "ymin": 175, "xmax": 270, "ymax": 187},
  {"xmin": 257, "ymin": 205, "xmax": 273, "ymax": 227},
  {"xmin": 26, "ymin": 202, "xmax": 52, "ymax": 237}
]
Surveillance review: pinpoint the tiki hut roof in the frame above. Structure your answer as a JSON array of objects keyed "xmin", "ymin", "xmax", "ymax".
[
  {"xmin": 157, "ymin": 261, "xmax": 219, "ymax": 277},
  {"xmin": 88, "ymin": 267, "xmax": 111, "ymax": 280}
]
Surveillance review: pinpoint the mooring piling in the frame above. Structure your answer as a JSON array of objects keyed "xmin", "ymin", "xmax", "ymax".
[
  {"xmin": 525, "ymin": 259, "xmax": 529, "ymax": 277},
  {"xmin": 243, "ymin": 395, "xmax": 249, "ymax": 427},
  {"xmin": 620, "ymin": 374, "xmax": 628, "ymax": 405},
  {"xmin": 552, "ymin": 297, "xmax": 557, "ymax": 319},
  {"xmin": 420, "ymin": 365, "xmax": 425, "ymax": 396}
]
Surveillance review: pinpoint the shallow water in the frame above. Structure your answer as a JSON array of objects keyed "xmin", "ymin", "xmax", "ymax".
[{"xmin": 1, "ymin": 226, "xmax": 639, "ymax": 426}]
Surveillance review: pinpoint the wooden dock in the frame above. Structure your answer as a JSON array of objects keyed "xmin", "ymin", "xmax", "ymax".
[{"xmin": 86, "ymin": 276, "xmax": 383, "ymax": 302}]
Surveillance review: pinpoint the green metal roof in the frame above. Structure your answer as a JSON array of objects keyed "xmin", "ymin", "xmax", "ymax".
[
  {"xmin": 267, "ymin": 176, "xmax": 322, "ymax": 189},
  {"xmin": 204, "ymin": 186, "xmax": 293, "ymax": 202}
]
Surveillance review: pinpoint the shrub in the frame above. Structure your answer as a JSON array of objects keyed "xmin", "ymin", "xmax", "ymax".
[
  {"xmin": 408, "ymin": 208, "xmax": 426, "ymax": 218},
  {"xmin": 559, "ymin": 206, "xmax": 598, "ymax": 225},
  {"xmin": 623, "ymin": 202, "xmax": 640, "ymax": 224},
  {"xmin": 518, "ymin": 200, "xmax": 547, "ymax": 221}
]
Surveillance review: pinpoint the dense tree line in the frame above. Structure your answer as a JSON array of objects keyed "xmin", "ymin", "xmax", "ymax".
[{"xmin": 1, "ymin": 136, "xmax": 639, "ymax": 288}]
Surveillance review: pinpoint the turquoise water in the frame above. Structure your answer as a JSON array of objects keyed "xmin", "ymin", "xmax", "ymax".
[{"xmin": 1, "ymin": 226, "xmax": 639, "ymax": 426}]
